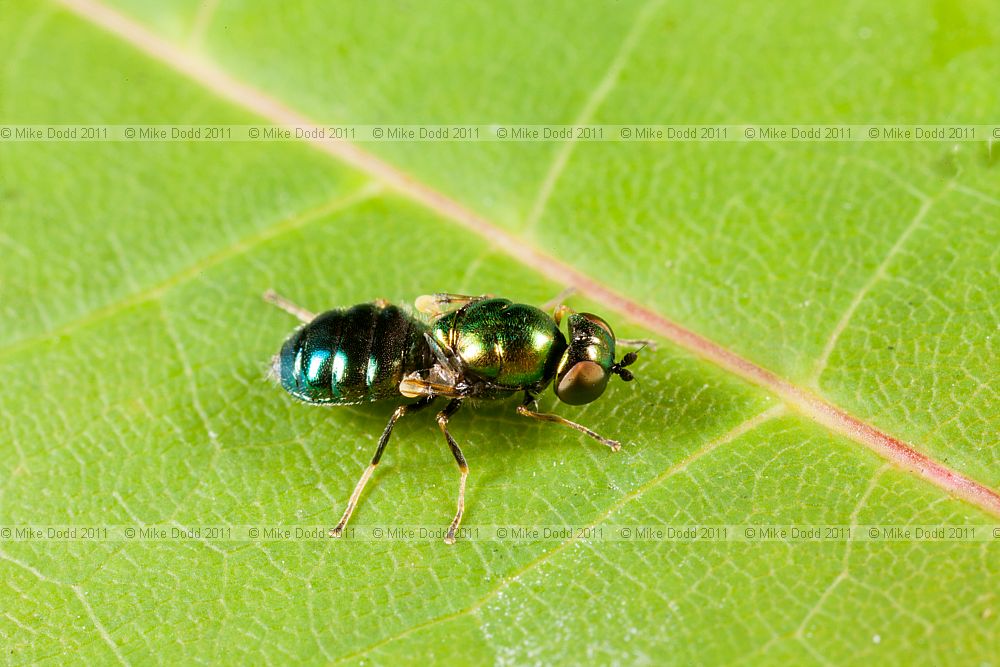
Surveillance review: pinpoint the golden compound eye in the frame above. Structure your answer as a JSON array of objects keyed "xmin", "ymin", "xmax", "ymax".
[{"xmin": 555, "ymin": 361, "xmax": 610, "ymax": 405}]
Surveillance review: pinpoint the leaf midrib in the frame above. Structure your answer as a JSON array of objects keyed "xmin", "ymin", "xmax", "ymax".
[{"xmin": 38, "ymin": 0, "xmax": 1000, "ymax": 519}]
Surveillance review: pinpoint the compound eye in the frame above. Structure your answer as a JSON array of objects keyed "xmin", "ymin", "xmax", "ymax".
[{"xmin": 555, "ymin": 361, "xmax": 610, "ymax": 405}]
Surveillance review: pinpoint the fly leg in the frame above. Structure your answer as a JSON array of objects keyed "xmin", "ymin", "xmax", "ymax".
[
  {"xmin": 263, "ymin": 289, "xmax": 316, "ymax": 323},
  {"xmin": 516, "ymin": 393, "xmax": 621, "ymax": 452},
  {"xmin": 330, "ymin": 396, "xmax": 434, "ymax": 537},
  {"xmin": 540, "ymin": 286, "xmax": 577, "ymax": 316},
  {"xmin": 615, "ymin": 337, "xmax": 659, "ymax": 351},
  {"xmin": 398, "ymin": 374, "xmax": 464, "ymax": 400},
  {"xmin": 436, "ymin": 399, "xmax": 469, "ymax": 544}
]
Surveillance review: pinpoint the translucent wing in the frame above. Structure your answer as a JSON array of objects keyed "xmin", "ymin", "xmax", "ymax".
[{"xmin": 414, "ymin": 293, "xmax": 493, "ymax": 318}]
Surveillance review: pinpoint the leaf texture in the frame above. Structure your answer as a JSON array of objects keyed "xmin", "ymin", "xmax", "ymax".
[{"xmin": 1, "ymin": 1, "xmax": 997, "ymax": 664}]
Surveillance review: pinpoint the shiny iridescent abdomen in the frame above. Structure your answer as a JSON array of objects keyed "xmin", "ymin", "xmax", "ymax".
[{"xmin": 279, "ymin": 304, "xmax": 433, "ymax": 404}]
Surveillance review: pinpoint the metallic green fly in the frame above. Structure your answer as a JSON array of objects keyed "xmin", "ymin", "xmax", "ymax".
[{"xmin": 266, "ymin": 290, "xmax": 650, "ymax": 543}]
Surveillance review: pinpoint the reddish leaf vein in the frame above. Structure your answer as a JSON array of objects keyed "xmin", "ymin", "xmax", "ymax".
[{"xmin": 55, "ymin": 0, "xmax": 1000, "ymax": 517}]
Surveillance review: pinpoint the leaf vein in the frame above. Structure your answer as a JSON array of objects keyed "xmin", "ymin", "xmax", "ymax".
[
  {"xmin": 810, "ymin": 184, "xmax": 952, "ymax": 383},
  {"xmin": 44, "ymin": 0, "xmax": 1000, "ymax": 519},
  {"xmin": 72, "ymin": 584, "xmax": 130, "ymax": 666},
  {"xmin": 522, "ymin": 0, "xmax": 663, "ymax": 235},
  {"xmin": 0, "ymin": 184, "xmax": 380, "ymax": 358},
  {"xmin": 331, "ymin": 406, "xmax": 783, "ymax": 664}
]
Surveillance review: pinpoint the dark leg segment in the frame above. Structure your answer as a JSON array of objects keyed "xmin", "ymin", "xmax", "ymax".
[
  {"xmin": 516, "ymin": 394, "xmax": 621, "ymax": 452},
  {"xmin": 436, "ymin": 399, "xmax": 468, "ymax": 544},
  {"xmin": 330, "ymin": 396, "xmax": 434, "ymax": 537}
]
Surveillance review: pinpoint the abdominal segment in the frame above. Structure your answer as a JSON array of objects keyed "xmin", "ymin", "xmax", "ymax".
[{"xmin": 279, "ymin": 304, "xmax": 431, "ymax": 404}]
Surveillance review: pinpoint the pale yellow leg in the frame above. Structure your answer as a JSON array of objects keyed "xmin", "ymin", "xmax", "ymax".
[
  {"xmin": 263, "ymin": 289, "xmax": 316, "ymax": 323},
  {"xmin": 330, "ymin": 465, "xmax": 375, "ymax": 538},
  {"xmin": 330, "ymin": 398, "xmax": 433, "ymax": 537},
  {"xmin": 516, "ymin": 401, "xmax": 621, "ymax": 452},
  {"xmin": 616, "ymin": 337, "xmax": 659, "ymax": 351},
  {"xmin": 436, "ymin": 399, "xmax": 468, "ymax": 544},
  {"xmin": 540, "ymin": 286, "xmax": 577, "ymax": 313}
]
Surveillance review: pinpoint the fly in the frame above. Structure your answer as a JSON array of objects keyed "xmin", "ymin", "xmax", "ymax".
[{"xmin": 265, "ymin": 290, "xmax": 651, "ymax": 544}]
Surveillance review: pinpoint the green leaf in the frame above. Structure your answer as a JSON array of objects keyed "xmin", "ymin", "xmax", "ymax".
[{"xmin": 2, "ymin": 1, "xmax": 998, "ymax": 664}]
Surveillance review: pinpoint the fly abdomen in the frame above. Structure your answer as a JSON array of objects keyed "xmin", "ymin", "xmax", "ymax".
[{"xmin": 278, "ymin": 303, "xmax": 431, "ymax": 405}]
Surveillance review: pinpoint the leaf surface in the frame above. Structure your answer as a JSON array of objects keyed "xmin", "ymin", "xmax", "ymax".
[{"xmin": 1, "ymin": 1, "xmax": 997, "ymax": 664}]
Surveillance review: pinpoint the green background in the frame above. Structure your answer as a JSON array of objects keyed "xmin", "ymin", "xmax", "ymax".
[{"xmin": 1, "ymin": 0, "xmax": 998, "ymax": 664}]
